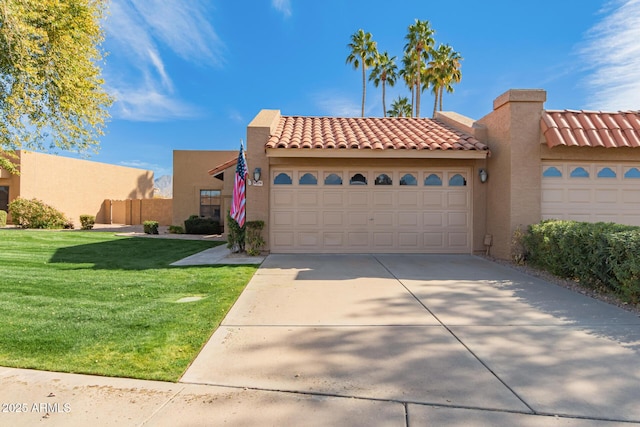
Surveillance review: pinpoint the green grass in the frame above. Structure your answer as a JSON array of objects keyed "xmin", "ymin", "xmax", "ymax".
[{"xmin": 0, "ymin": 229, "xmax": 258, "ymax": 381}]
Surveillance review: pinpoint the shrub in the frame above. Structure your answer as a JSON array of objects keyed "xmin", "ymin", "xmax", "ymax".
[
  {"xmin": 79, "ymin": 214, "xmax": 95, "ymax": 230},
  {"xmin": 604, "ymin": 231, "xmax": 640, "ymax": 303},
  {"xmin": 184, "ymin": 215, "xmax": 221, "ymax": 235},
  {"xmin": 143, "ymin": 220, "xmax": 159, "ymax": 235},
  {"xmin": 8, "ymin": 198, "xmax": 68, "ymax": 229},
  {"xmin": 226, "ymin": 213, "xmax": 245, "ymax": 253},
  {"xmin": 168, "ymin": 225, "xmax": 184, "ymax": 234},
  {"xmin": 245, "ymin": 220, "xmax": 265, "ymax": 256},
  {"xmin": 0, "ymin": 210, "xmax": 6, "ymax": 227},
  {"xmin": 524, "ymin": 220, "xmax": 640, "ymax": 302}
]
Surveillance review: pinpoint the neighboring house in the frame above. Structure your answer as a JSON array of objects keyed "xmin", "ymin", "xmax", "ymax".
[
  {"xmin": 172, "ymin": 150, "xmax": 237, "ymax": 230},
  {"xmin": 175, "ymin": 88, "xmax": 640, "ymax": 259},
  {"xmin": 0, "ymin": 150, "xmax": 155, "ymax": 226}
]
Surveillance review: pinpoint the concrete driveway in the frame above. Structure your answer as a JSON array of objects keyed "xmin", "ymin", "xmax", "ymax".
[
  {"xmin": 5, "ymin": 254, "xmax": 638, "ymax": 426},
  {"xmin": 181, "ymin": 254, "xmax": 640, "ymax": 426}
]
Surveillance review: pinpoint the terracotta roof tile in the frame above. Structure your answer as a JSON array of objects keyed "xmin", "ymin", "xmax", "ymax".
[
  {"xmin": 207, "ymin": 157, "xmax": 237, "ymax": 176},
  {"xmin": 266, "ymin": 116, "xmax": 488, "ymax": 152},
  {"xmin": 541, "ymin": 110, "xmax": 640, "ymax": 148}
]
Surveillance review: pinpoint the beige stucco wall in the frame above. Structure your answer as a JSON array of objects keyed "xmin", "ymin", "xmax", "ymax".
[
  {"xmin": 172, "ymin": 150, "xmax": 237, "ymax": 228},
  {"xmin": 246, "ymin": 110, "xmax": 281, "ymax": 250},
  {"xmin": 107, "ymin": 199, "xmax": 173, "ymax": 225},
  {"xmin": 477, "ymin": 89, "xmax": 546, "ymax": 259},
  {"xmin": 1, "ymin": 151, "xmax": 154, "ymax": 226}
]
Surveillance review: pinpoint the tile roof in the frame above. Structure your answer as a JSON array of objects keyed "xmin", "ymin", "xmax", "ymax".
[
  {"xmin": 207, "ymin": 157, "xmax": 237, "ymax": 177},
  {"xmin": 265, "ymin": 116, "xmax": 488, "ymax": 151},
  {"xmin": 541, "ymin": 110, "xmax": 640, "ymax": 148}
]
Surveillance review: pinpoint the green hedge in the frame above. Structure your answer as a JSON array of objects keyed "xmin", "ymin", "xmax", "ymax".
[
  {"xmin": 184, "ymin": 215, "xmax": 221, "ymax": 235},
  {"xmin": 524, "ymin": 220, "xmax": 640, "ymax": 303},
  {"xmin": 80, "ymin": 214, "xmax": 95, "ymax": 230},
  {"xmin": 143, "ymin": 220, "xmax": 159, "ymax": 234},
  {"xmin": 0, "ymin": 210, "xmax": 6, "ymax": 227}
]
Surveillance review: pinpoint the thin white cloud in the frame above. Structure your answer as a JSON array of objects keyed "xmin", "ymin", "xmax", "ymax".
[
  {"xmin": 119, "ymin": 160, "xmax": 171, "ymax": 177},
  {"xmin": 103, "ymin": 0, "xmax": 224, "ymax": 121},
  {"xmin": 314, "ymin": 92, "xmax": 362, "ymax": 117},
  {"xmin": 109, "ymin": 86, "xmax": 199, "ymax": 122},
  {"xmin": 272, "ymin": 0, "xmax": 292, "ymax": 18},
  {"xmin": 581, "ymin": 0, "xmax": 640, "ymax": 111},
  {"xmin": 228, "ymin": 109, "xmax": 246, "ymax": 124},
  {"xmin": 129, "ymin": 0, "xmax": 223, "ymax": 65}
]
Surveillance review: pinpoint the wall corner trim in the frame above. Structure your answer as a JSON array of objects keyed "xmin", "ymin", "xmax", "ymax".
[{"xmin": 493, "ymin": 89, "xmax": 547, "ymax": 111}]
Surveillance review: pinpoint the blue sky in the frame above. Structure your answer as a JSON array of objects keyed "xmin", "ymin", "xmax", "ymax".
[{"xmin": 67, "ymin": 0, "xmax": 640, "ymax": 178}]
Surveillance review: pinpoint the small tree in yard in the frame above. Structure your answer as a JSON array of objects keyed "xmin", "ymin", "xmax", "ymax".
[{"xmin": 0, "ymin": 0, "xmax": 113, "ymax": 174}]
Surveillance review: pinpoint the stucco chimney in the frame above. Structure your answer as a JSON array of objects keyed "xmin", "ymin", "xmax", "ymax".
[
  {"xmin": 478, "ymin": 89, "xmax": 547, "ymax": 259},
  {"xmin": 246, "ymin": 109, "xmax": 281, "ymax": 251}
]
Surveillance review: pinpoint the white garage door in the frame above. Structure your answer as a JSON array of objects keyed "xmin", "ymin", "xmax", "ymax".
[
  {"xmin": 270, "ymin": 168, "xmax": 471, "ymax": 253},
  {"xmin": 541, "ymin": 163, "xmax": 640, "ymax": 225}
]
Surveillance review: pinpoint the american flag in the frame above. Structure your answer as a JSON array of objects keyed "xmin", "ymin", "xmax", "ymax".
[{"xmin": 230, "ymin": 142, "xmax": 247, "ymax": 227}]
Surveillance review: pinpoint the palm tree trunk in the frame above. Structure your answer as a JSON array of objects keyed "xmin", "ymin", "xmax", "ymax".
[
  {"xmin": 432, "ymin": 86, "xmax": 439, "ymax": 118},
  {"xmin": 382, "ymin": 81, "xmax": 386, "ymax": 117},
  {"xmin": 411, "ymin": 86, "xmax": 415, "ymax": 117},
  {"xmin": 361, "ymin": 63, "xmax": 366, "ymax": 117},
  {"xmin": 416, "ymin": 76, "xmax": 421, "ymax": 118},
  {"xmin": 439, "ymin": 86, "xmax": 444, "ymax": 111}
]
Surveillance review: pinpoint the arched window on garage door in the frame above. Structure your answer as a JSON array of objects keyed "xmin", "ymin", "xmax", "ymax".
[
  {"xmin": 400, "ymin": 174, "xmax": 417, "ymax": 186},
  {"xmin": 424, "ymin": 173, "xmax": 442, "ymax": 186},
  {"xmin": 324, "ymin": 173, "xmax": 343, "ymax": 185},
  {"xmin": 349, "ymin": 173, "xmax": 367, "ymax": 185},
  {"xmin": 449, "ymin": 174, "xmax": 467, "ymax": 186},
  {"xmin": 274, "ymin": 172, "xmax": 293, "ymax": 185},
  {"xmin": 299, "ymin": 173, "xmax": 317, "ymax": 185},
  {"xmin": 374, "ymin": 173, "xmax": 392, "ymax": 185}
]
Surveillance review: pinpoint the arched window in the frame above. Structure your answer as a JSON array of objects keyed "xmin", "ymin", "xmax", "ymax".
[
  {"xmin": 299, "ymin": 173, "xmax": 317, "ymax": 185},
  {"xmin": 597, "ymin": 167, "xmax": 616, "ymax": 178},
  {"xmin": 349, "ymin": 173, "xmax": 367, "ymax": 185},
  {"xmin": 399, "ymin": 174, "xmax": 417, "ymax": 186},
  {"xmin": 374, "ymin": 173, "xmax": 392, "ymax": 185},
  {"xmin": 273, "ymin": 172, "xmax": 292, "ymax": 185},
  {"xmin": 542, "ymin": 166, "xmax": 562, "ymax": 178},
  {"xmin": 624, "ymin": 168, "xmax": 640, "ymax": 179},
  {"xmin": 424, "ymin": 174, "xmax": 442, "ymax": 186},
  {"xmin": 570, "ymin": 167, "xmax": 589, "ymax": 178},
  {"xmin": 324, "ymin": 173, "xmax": 343, "ymax": 185},
  {"xmin": 449, "ymin": 174, "xmax": 467, "ymax": 186}
]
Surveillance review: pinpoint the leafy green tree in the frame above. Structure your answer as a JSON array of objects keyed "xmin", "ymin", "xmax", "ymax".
[
  {"xmin": 0, "ymin": 0, "xmax": 113, "ymax": 174},
  {"xmin": 369, "ymin": 51, "xmax": 397, "ymax": 117},
  {"xmin": 403, "ymin": 19, "xmax": 435, "ymax": 118},
  {"xmin": 387, "ymin": 96, "xmax": 412, "ymax": 118},
  {"xmin": 346, "ymin": 29, "xmax": 377, "ymax": 117},
  {"xmin": 427, "ymin": 43, "xmax": 462, "ymax": 117}
]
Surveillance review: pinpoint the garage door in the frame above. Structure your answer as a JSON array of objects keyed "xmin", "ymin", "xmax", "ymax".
[
  {"xmin": 270, "ymin": 168, "xmax": 471, "ymax": 253},
  {"xmin": 541, "ymin": 163, "xmax": 640, "ymax": 225}
]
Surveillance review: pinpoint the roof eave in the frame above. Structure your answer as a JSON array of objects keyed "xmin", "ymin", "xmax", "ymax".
[{"xmin": 266, "ymin": 148, "xmax": 489, "ymax": 159}]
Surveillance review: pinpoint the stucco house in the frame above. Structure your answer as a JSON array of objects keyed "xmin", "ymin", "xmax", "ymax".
[
  {"xmin": 172, "ymin": 150, "xmax": 238, "ymax": 231},
  {"xmin": 0, "ymin": 150, "xmax": 155, "ymax": 226},
  {"xmin": 173, "ymin": 88, "xmax": 640, "ymax": 259}
]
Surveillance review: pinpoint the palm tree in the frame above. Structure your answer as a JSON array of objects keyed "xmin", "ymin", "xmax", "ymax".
[
  {"xmin": 399, "ymin": 53, "xmax": 418, "ymax": 117},
  {"xmin": 387, "ymin": 96, "xmax": 412, "ymax": 117},
  {"xmin": 427, "ymin": 43, "xmax": 462, "ymax": 117},
  {"xmin": 346, "ymin": 29, "xmax": 378, "ymax": 117},
  {"xmin": 369, "ymin": 51, "xmax": 397, "ymax": 117},
  {"xmin": 403, "ymin": 19, "xmax": 435, "ymax": 117}
]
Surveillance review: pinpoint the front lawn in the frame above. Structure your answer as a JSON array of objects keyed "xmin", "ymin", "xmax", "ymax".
[{"xmin": 0, "ymin": 230, "xmax": 257, "ymax": 381}]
